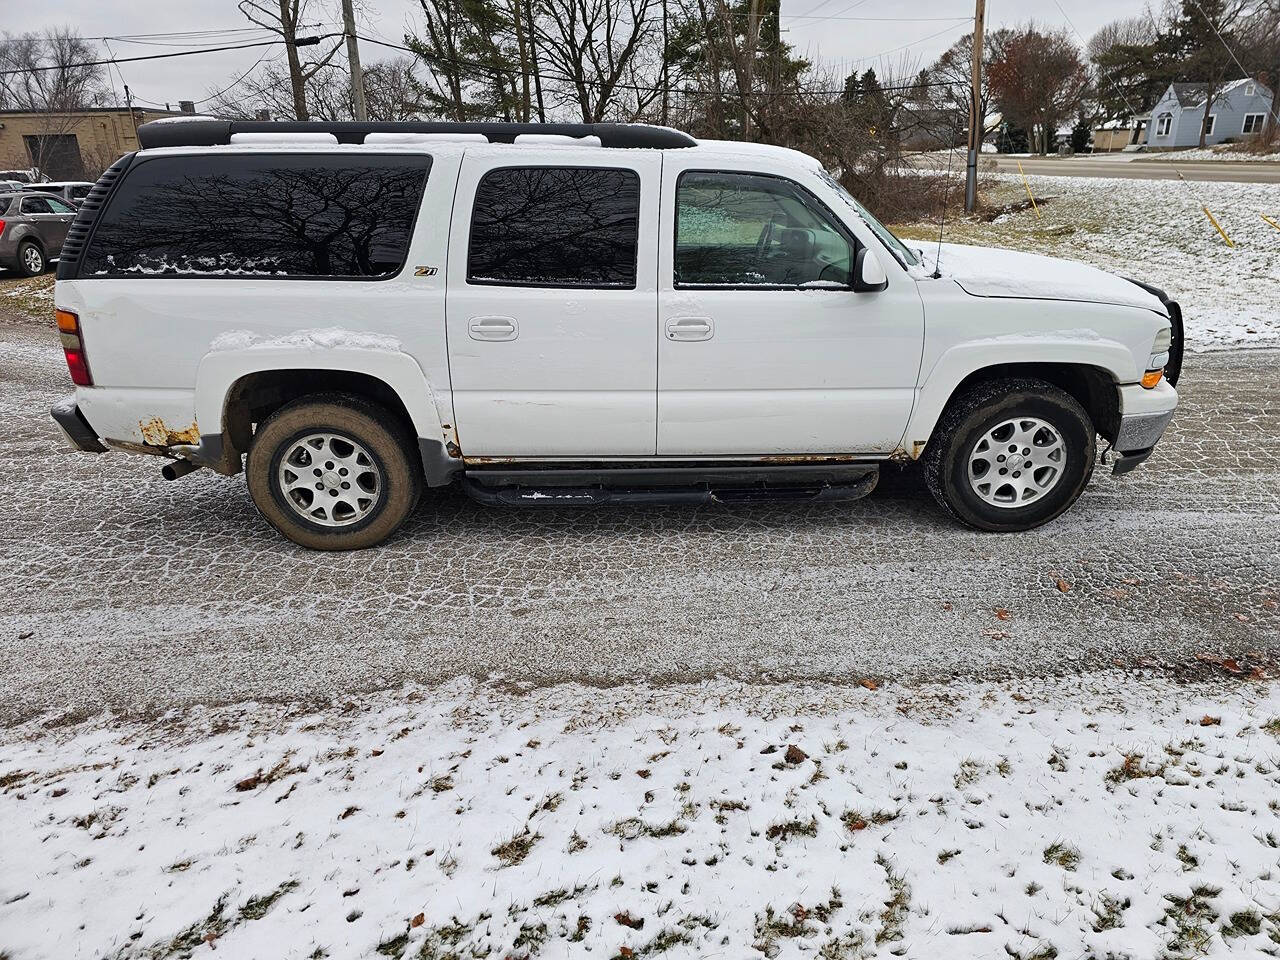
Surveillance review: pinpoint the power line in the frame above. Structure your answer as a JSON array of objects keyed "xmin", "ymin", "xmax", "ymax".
[{"xmin": 0, "ymin": 35, "xmax": 338, "ymax": 76}]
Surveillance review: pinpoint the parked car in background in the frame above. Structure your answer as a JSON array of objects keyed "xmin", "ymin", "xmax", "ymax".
[
  {"xmin": 50, "ymin": 119, "xmax": 1182, "ymax": 549},
  {"xmin": 0, "ymin": 191, "xmax": 77, "ymax": 276},
  {"xmin": 21, "ymin": 181, "xmax": 94, "ymax": 206},
  {"xmin": 0, "ymin": 169, "xmax": 39, "ymax": 185},
  {"xmin": 0, "ymin": 180, "xmax": 27, "ymax": 192}
]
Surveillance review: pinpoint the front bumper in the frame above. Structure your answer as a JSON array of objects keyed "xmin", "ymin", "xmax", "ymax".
[
  {"xmin": 1111, "ymin": 384, "xmax": 1177, "ymax": 475},
  {"xmin": 50, "ymin": 396, "xmax": 106, "ymax": 453}
]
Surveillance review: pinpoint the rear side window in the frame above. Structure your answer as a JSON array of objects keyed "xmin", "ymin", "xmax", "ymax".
[
  {"xmin": 80, "ymin": 153, "xmax": 430, "ymax": 279},
  {"xmin": 467, "ymin": 166, "xmax": 640, "ymax": 288}
]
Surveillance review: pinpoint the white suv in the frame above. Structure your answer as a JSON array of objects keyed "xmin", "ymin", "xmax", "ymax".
[{"xmin": 50, "ymin": 120, "xmax": 1181, "ymax": 550}]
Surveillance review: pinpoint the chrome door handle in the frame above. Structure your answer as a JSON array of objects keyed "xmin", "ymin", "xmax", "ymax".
[
  {"xmin": 468, "ymin": 316, "xmax": 518, "ymax": 341},
  {"xmin": 666, "ymin": 316, "xmax": 713, "ymax": 341}
]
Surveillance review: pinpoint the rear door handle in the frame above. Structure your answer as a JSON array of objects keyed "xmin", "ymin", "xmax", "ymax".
[
  {"xmin": 468, "ymin": 316, "xmax": 518, "ymax": 341},
  {"xmin": 666, "ymin": 316, "xmax": 713, "ymax": 341}
]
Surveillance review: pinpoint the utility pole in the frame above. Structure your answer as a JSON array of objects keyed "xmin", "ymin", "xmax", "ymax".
[
  {"xmin": 964, "ymin": 0, "xmax": 985, "ymax": 213},
  {"xmin": 341, "ymin": 0, "xmax": 368, "ymax": 122},
  {"xmin": 661, "ymin": 0, "xmax": 669, "ymax": 125}
]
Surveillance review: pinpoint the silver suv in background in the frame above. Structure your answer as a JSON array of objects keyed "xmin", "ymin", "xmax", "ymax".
[
  {"xmin": 21, "ymin": 181, "xmax": 94, "ymax": 206},
  {"xmin": 0, "ymin": 191, "xmax": 77, "ymax": 276}
]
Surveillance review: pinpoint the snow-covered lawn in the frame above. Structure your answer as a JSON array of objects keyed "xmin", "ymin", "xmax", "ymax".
[
  {"xmin": 1144, "ymin": 146, "xmax": 1280, "ymax": 163},
  {"xmin": 3, "ymin": 675, "xmax": 1279, "ymax": 959},
  {"xmin": 895, "ymin": 173, "xmax": 1280, "ymax": 351}
]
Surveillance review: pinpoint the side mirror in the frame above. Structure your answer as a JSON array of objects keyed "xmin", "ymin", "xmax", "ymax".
[{"xmin": 852, "ymin": 247, "xmax": 888, "ymax": 293}]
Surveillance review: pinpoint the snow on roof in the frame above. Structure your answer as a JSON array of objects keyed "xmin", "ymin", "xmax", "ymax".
[{"xmin": 1170, "ymin": 77, "xmax": 1271, "ymax": 108}]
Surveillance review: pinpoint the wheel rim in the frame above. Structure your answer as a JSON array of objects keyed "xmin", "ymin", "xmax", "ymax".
[
  {"xmin": 276, "ymin": 432, "xmax": 382, "ymax": 527},
  {"xmin": 966, "ymin": 417, "xmax": 1067, "ymax": 508},
  {"xmin": 22, "ymin": 246, "xmax": 42, "ymax": 272}
]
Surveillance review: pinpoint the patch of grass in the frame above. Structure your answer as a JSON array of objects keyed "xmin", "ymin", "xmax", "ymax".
[
  {"xmin": 875, "ymin": 855, "xmax": 910, "ymax": 945},
  {"xmin": 569, "ymin": 915, "xmax": 591, "ymax": 942},
  {"xmin": 953, "ymin": 758, "xmax": 984, "ymax": 789},
  {"xmin": 491, "ymin": 829, "xmax": 540, "ymax": 866},
  {"xmin": 1043, "ymin": 842, "xmax": 1080, "ymax": 871},
  {"xmin": 1222, "ymin": 909, "xmax": 1262, "ymax": 937},
  {"xmin": 1106, "ymin": 753, "xmax": 1166, "ymax": 785},
  {"xmin": 608, "ymin": 817, "xmax": 687, "ymax": 840},
  {"xmin": 1176, "ymin": 844, "xmax": 1199, "ymax": 872},
  {"xmin": 238, "ymin": 880, "xmax": 298, "ymax": 921},
  {"xmin": 635, "ymin": 928, "xmax": 691, "ymax": 956},
  {"xmin": 1092, "ymin": 893, "xmax": 1129, "ymax": 932},
  {"xmin": 513, "ymin": 921, "xmax": 547, "ymax": 952},
  {"xmin": 414, "ymin": 917, "xmax": 478, "ymax": 960},
  {"xmin": 161, "ymin": 896, "xmax": 230, "ymax": 956},
  {"xmin": 1161, "ymin": 885, "xmax": 1221, "ymax": 955},
  {"xmin": 937, "ymin": 849, "xmax": 961, "ymax": 865},
  {"xmin": 765, "ymin": 815, "xmax": 818, "ymax": 843},
  {"xmin": 376, "ymin": 933, "xmax": 411, "ymax": 958},
  {"xmin": 841, "ymin": 809, "xmax": 899, "ymax": 833}
]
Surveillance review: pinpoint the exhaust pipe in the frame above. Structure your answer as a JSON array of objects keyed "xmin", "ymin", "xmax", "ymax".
[{"xmin": 161, "ymin": 458, "xmax": 201, "ymax": 481}]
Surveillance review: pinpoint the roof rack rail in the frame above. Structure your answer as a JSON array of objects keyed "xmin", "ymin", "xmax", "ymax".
[{"xmin": 136, "ymin": 120, "xmax": 697, "ymax": 150}]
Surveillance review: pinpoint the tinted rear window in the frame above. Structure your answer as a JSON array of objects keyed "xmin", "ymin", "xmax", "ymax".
[
  {"xmin": 81, "ymin": 153, "xmax": 430, "ymax": 279},
  {"xmin": 467, "ymin": 166, "xmax": 640, "ymax": 288}
]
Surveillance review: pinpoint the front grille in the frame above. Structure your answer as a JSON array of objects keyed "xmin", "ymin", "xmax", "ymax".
[{"xmin": 56, "ymin": 153, "xmax": 135, "ymax": 280}]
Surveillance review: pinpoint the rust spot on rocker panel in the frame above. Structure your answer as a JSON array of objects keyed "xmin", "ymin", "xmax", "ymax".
[
  {"xmin": 911, "ymin": 440, "xmax": 927, "ymax": 459},
  {"xmin": 756, "ymin": 453, "xmax": 863, "ymax": 464},
  {"xmin": 139, "ymin": 417, "xmax": 199, "ymax": 447}
]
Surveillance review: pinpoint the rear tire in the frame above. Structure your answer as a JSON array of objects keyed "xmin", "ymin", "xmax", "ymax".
[
  {"xmin": 17, "ymin": 241, "xmax": 46, "ymax": 277},
  {"xmin": 247, "ymin": 394, "xmax": 421, "ymax": 550},
  {"xmin": 924, "ymin": 378, "xmax": 1095, "ymax": 532}
]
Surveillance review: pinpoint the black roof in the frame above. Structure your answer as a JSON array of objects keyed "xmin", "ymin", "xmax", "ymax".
[{"xmin": 137, "ymin": 119, "xmax": 697, "ymax": 150}]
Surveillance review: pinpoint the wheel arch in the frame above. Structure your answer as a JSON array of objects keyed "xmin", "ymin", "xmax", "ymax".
[
  {"xmin": 192, "ymin": 349, "xmax": 460, "ymax": 485},
  {"xmin": 905, "ymin": 347, "xmax": 1130, "ymax": 458}
]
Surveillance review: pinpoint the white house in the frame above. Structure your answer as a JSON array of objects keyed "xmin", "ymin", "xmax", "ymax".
[{"xmin": 1141, "ymin": 78, "xmax": 1274, "ymax": 149}]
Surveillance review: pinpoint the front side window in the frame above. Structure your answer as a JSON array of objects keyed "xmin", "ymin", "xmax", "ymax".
[
  {"xmin": 1156, "ymin": 113, "xmax": 1172, "ymax": 137},
  {"xmin": 467, "ymin": 166, "xmax": 640, "ymax": 288},
  {"xmin": 675, "ymin": 171, "xmax": 854, "ymax": 288},
  {"xmin": 46, "ymin": 196, "xmax": 75, "ymax": 214},
  {"xmin": 70, "ymin": 185, "xmax": 92, "ymax": 200},
  {"xmin": 81, "ymin": 153, "xmax": 430, "ymax": 279}
]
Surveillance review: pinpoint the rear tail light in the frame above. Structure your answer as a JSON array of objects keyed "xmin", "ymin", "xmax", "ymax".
[
  {"xmin": 0, "ymin": 218, "xmax": 6, "ymax": 234},
  {"xmin": 56, "ymin": 308, "xmax": 93, "ymax": 386}
]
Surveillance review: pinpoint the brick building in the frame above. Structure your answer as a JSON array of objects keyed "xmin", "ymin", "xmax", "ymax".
[{"xmin": 0, "ymin": 105, "xmax": 187, "ymax": 181}]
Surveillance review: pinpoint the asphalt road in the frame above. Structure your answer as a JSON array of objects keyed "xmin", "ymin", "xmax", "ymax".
[
  {"xmin": 913, "ymin": 153, "xmax": 1280, "ymax": 184},
  {"xmin": 1, "ymin": 323, "xmax": 1278, "ymax": 724}
]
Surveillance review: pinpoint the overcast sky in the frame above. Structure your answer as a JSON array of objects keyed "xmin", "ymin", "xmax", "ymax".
[{"xmin": 26, "ymin": 0, "xmax": 1146, "ymax": 112}]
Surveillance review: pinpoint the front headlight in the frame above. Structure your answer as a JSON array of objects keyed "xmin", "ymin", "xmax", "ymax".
[{"xmin": 1144, "ymin": 326, "xmax": 1173, "ymax": 388}]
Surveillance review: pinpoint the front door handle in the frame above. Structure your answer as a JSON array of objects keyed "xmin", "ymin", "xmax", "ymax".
[
  {"xmin": 666, "ymin": 316, "xmax": 713, "ymax": 342},
  {"xmin": 468, "ymin": 316, "xmax": 518, "ymax": 341}
]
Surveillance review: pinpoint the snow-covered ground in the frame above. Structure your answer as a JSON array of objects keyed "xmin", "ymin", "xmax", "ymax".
[
  {"xmin": 3, "ymin": 674, "xmax": 1279, "ymax": 959},
  {"xmin": 1146, "ymin": 146, "xmax": 1280, "ymax": 163},
  {"xmin": 896, "ymin": 173, "xmax": 1280, "ymax": 350}
]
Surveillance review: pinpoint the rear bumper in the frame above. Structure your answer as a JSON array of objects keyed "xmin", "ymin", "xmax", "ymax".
[{"xmin": 50, "ymin": 396, "xmax": 106, "ymax": 453}]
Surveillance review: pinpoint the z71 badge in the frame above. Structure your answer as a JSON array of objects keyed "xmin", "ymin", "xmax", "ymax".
[{"xmin": 414, "ymin": 266, "xmax": 438, "ymax": 277}]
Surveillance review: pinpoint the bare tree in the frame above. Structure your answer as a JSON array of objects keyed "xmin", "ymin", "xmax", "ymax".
[
  {"xmin": 0, "ymin": 28, "xmax": 108, "ymax": 176},
  {"xmin": 236, "ymin": 0, "xmax": 345, "ymax": 119},
  {"xmin": 989, "ymin": 24, "xmax": 1089, "ymax": 154},
  {"xmin": 537, "ymin": 0, "xmax": 661, "ymax": 122},
  {"xmin": 208, "ymin": 57, "xmax": 423, "ymax": 121},
  {"xmin": 1237, "ymin": 0, "xmax": 1280, "ymax": 143}
]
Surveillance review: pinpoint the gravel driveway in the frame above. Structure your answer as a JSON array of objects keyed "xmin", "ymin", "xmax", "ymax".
[{"xmin": 2, "ymin": 323, "xmax": 1277, "ymax": 724}]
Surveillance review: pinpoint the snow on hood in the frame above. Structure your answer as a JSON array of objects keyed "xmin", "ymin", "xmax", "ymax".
[{"xmin": 924, "ymin": 243, "xmax": 1165, "ymax": 313}]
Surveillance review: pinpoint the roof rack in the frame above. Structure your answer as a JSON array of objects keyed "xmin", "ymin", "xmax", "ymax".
[{"xmin": 136, "ymin": 119, "xmax": 697, "ymax": 150}]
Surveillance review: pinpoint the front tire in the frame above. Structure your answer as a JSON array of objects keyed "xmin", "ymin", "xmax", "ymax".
[
  {"xmin": 924, "ymin": 378, "xmax": 1095, "ymax": 532},
  {"xmin": 17, "ymin": 241, "xmax": 46, "ymax": 277},
  {"xmin": 247, "ymin": 395, "xmax": 422, "ymax": 550}
]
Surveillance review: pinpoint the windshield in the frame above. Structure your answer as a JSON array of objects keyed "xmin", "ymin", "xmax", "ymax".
[{"xmin": 818, "ymin": 169, "xmax": 918, "ymax": 267}]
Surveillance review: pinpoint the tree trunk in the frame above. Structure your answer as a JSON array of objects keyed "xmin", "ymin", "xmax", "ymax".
[
  {"xmin": 1266, "ymin": 75, "xmax": 1279, "ymax": 144},
  {"xmin": 279, "ymin": 0, "xmax": 310, "ymax": 120},
  {"xmin": 1200, "ymin": 88, "xmax": 1214, "ymax": 149}
]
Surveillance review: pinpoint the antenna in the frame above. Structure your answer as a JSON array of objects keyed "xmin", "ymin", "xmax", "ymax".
[{"xmin": 932, "ymin": 144, "xmax": 956, "ymax": 279}]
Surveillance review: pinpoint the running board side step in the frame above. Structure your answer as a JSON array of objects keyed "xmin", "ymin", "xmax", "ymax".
[{"xmin": 459, "ymin": 469, "xmax": 878, "ymax": 507}]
